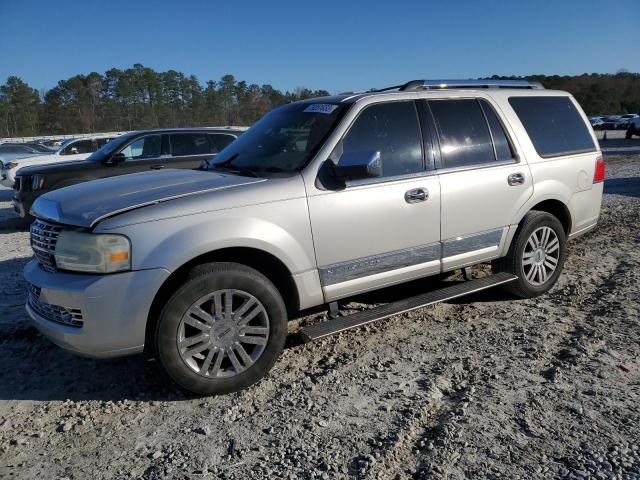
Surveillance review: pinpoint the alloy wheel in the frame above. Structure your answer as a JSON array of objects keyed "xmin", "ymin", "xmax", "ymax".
[
  {"xmin": 177, "ymin": 289, "xmax": 269, "ymax": 378},
  {"xmin": 522, "ymin": 226, "xmax": 560, "ymax": 286}
]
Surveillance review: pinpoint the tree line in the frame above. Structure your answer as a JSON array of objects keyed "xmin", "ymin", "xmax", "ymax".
[{"xmin": 1, "ymin": 65, "xmax": 639, "ymax": 138}]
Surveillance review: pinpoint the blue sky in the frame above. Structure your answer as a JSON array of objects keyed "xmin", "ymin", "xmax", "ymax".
[{"xmin": 1, "ymin": 0, "xmax": 638, "ymax": 94}]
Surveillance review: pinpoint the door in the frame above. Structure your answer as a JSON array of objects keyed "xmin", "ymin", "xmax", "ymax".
[
  {"xmin": 307, "ymin": 100, "xmax": 441, "ymax": 301},
  {"xmin": 426, "ymin": 98, "xmax": 533, "ymax": 270},
  {"xmin": 112, "ymin": 133, "xmax": 167, "ymax": 175}
]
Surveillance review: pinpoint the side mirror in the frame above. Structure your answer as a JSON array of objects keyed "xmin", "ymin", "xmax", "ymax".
[
  {"xmin": 109, "ymin": 152, "xmax": 126, "ymax": 165},
  {"xmin": 334, "ymin": 150, "xmax": 382, "ymax": 180}
]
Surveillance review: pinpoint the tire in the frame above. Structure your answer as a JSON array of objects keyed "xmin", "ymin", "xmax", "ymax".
[
  {"xmin": 492, "ymin": 211, "xmax": 567, "ymax": 298},
  {"xmin": 626, "ymin": 127, "xmax": 635, "ymax": 139},
  {"xmin": 155, "ymin": 262, "xmax": 288, "ymax": 396}
]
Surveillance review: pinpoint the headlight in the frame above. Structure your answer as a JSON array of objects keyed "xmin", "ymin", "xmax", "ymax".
[
  {"xmin": 54, "ymin": 231, "xmax": 131, "ymax": 273},
  {"xmin": 32, "ymin": 175, "xmax": 45, "ymax": 190},
  {"xmin": 5, "ymin": 162, "xmax": 18, "ymax": 169}
]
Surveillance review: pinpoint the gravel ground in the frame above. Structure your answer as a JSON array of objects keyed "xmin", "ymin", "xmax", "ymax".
[{"xmin": 0, "ymin": 152, "xmax": 639, "ymax": 479}]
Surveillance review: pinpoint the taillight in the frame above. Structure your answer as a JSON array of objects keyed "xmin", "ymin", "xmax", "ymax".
[{"xmin": 593, "ymin": 157, "xmax": 605, "ymax": 183}]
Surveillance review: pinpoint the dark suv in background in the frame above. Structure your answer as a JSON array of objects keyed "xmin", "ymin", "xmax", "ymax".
[{"xmin": 12, "ymin": 128, "xmax": 244, "ymax": 219}]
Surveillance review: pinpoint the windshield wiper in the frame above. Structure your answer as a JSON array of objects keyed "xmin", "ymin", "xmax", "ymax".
[{"xmin": 210, "ymin": 154, "xmax": 259, "ymax": 178}]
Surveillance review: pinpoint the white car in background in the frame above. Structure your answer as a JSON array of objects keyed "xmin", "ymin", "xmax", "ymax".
[
  {"xmin": 1, "ymin": 135, "xmax": 115, "ymax": 187},
  {"xmin": 0, "ymin": 143, "xmax": 54, "ymax": 169}
]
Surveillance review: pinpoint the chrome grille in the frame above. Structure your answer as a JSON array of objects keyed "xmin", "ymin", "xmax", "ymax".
[
  {"xmin": 30, "ymin": 219, "xmax": 63, "ymax": 272},
  {"xmin": 27, "ymin": 285, "xmax": 84, "ymax": 328}
]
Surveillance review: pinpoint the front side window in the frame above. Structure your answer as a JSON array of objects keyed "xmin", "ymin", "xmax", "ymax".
[
  {"xmin": 120, "ymin": 135, "xmax": 162, "ymax": 160},
  {"xmin": 336, "ymin": 101, "xmax": 423, "ymax": 178},
  {"xmin": 429, "ymin": 99, "xmax": 494, "ymax": 169},
  {"xmin": 61, "ymin": 140, "xmax": 94, "ymax": 155},
  {"xmin": 209, "ymin": 102, "xmax": 348, "ymax": 174},
  {"xmin": 508, "ymin": 96, "xmax": 596, "ymax": 158},
  {"xmin": 170, "ymin": 133, "xmax": 210, "ymax": 156}
]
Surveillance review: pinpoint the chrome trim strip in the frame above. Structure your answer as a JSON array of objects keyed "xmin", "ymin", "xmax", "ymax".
[
  {"xmin": 319, "ymin": 242, "xmax": 440, "ymax": 286},
  {"xmin": 436, "ymin": 159, "xmax": 518, "ymax": 176},
  {"xmin": 442, "ymin": 228, "xmax": 503, "ymax": 257},
  {"xmin": 345, "ymin": 169, "xmax": 437, "ymax": 188}
]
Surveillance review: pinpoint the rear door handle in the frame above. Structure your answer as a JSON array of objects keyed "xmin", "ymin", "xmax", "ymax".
[
  {"xmin": 507, "ymin": 173, "xmax": 525, "ymax": 186},
  {"xmin": 405, "ymin": 188, "xmax": 428, "ymax": 203},
  {"xmin": 150, "ymin": 165, "xmax": 165, "ymax": 170}
]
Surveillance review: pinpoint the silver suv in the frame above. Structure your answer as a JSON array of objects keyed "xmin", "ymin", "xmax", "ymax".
[{"xmin": 25, "ymin": 80, "xmax": 604, "ymax": 395}]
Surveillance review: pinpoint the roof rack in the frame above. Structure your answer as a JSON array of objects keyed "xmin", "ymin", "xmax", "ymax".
[{"xmin": 374, "ymin": 79, "xmax": 545, "ymax": 92}]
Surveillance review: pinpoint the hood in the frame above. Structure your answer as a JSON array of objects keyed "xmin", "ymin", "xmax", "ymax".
[
  {"xmin": 31, "ymin": 169, "xmax": 264, "ymax": 228},
  {"xmin": 16, "ymin": 158, "xmax": 92, "ymax": 176}
]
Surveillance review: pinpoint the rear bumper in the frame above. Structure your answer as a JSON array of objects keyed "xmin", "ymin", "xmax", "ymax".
[{"xmin": 24, "ymin": 260, "xmax": 171, "ymax": 358}]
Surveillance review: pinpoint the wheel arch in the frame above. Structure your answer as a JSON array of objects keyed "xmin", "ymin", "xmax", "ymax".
[
  {"xmin": 144, "ymin": 246, "xmax": 300, "ymax": 355},
  {"xmin": 528, "ymin": 199, "xmax": 572, "ymax": 234}
]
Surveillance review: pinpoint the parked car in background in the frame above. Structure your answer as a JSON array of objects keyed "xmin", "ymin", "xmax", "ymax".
[
  {"xmin": 589, "ymin": 116, "xmax": 604, "ymax": 129},
  {"xmin": 12, "ymin": 127, "xmax": 243, "ymax": 219},
  {"xmin": 1, "ymin": 135, "xmax": 116, "ymax": 188},
  {"xmin": 627, "ymin": 116, "xmax": 640, "ymax": 139},
  {"xmin": 0, "ymin": 142, "xmax": 53, "ymax": 171},
  {"xmin": 600, "ymin": 115, "xmax": 636, "ymax": 130},
  {"xmin": 22, "ymin": 80, "xmax": 603, "ymax": 395},
  {"xmin": 600, "ymin": 116, "xmax": 623, "ymax": 130}
]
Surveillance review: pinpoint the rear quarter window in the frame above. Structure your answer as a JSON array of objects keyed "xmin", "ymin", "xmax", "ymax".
[{"xmin": 508, "ymin": 96, "xmax": 596, "ymax": 158}]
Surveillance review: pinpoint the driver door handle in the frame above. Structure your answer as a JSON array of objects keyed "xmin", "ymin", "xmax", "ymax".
[
  {"xmin": 508, "ymin": 173, "xmax": 525, "ymax": 186},
  {"xmin": 150, "ymin": 164, "xmax": 165, "ymax": 170},
  {"xmin": 405, "ymin": 188, "xmax": 429, "ymax": 203}
]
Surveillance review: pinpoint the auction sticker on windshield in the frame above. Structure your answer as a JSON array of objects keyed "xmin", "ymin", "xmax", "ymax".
[{"xmin": 303, "ymin": 104, "xmax": 338, "ymax": 114}]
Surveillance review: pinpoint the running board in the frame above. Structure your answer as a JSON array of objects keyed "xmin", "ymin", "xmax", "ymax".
[{"xmin": 299, "ymin": 272, "xmax": 517, "ymax": 342}]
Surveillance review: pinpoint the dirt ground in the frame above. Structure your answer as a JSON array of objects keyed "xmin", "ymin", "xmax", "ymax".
[{"xmin": 0, "ymin": 148, "xmax": 638, "ymax": 479}]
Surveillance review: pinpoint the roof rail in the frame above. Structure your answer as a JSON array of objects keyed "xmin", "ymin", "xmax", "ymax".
[{"xmin": 394, "ymin": 79, "xmax": 545, "ymax": 91}]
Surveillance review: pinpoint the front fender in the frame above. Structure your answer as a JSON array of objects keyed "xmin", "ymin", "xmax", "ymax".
[{"xmin": 108, "ymin": 198, "xmax": 317, "ymax": 276}]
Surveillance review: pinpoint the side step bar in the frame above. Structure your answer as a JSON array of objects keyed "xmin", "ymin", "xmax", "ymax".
[{"xmin": 299, "ymin": 272, "xmax": 517, "ymax": 342}]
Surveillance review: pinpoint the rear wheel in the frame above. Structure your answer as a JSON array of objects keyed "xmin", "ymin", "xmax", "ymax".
[
  {"xmin": 493, "ymin": 211, "xmax": 567, "ymax": 298},
  {"xmin": 155, "ymin": 262, "xmax": 287, "ymax": 395}
]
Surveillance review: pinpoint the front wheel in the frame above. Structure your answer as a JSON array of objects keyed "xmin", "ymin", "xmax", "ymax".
[
  {"xmin": 626, "ymin": 127, "xmax": 635, "ymax": 139},
  {"xmin": 493, "ymin": 211, "xmax": 567, "ymax": 298},
  {"xmin": 155, "ymin": 262, "xmax": 288, "ymax": 395}
]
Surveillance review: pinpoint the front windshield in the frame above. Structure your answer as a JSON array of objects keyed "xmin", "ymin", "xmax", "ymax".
[
  {"xmin": 85, "ymin": 132, "xmax": 138, "ymax": 161},
  {"xmin": 208, "ymin": 102, "xmax": 349, "ymax": 174}
]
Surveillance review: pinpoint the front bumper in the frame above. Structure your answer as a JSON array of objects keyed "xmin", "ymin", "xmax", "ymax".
[
  {"xmin": 12, "ymin": 190, "xmax": 35, "ymax": 218},
  {"xmin": 24, "ymin": 259, "xmax": 171, "ymax": 358}
]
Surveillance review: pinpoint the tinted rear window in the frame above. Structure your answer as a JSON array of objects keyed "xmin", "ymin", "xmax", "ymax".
[
  {"xmin": 170, "ymin": 133, "xmax": 210, "ymax": 156},
  {"xmin": 509, "ymin": 96, "xmax": 596, "ymax": 158}
]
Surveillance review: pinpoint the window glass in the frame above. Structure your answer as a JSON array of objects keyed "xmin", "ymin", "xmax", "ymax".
[
  {"xmin": 61, "ymin": 140, "xmax": 94, "ymax": 155},
  {"xmin": 209, "ymin": 102, "xmax": 348, "ymax": 174},
  {"xmin": 0, "ymin": 146, "xmax": 24, "ymax": 153},
  {"xmin": 120, "ymin": 135, "xmax": 162, "ymax": 160},
  {"xmin": 429, "ymin": 99, "xmax": 494, "ymax": 169},
  {"xmin": 479, "ymin": 100, "xmax": 515, "ymax": 161},
  {"xmin": 96, "ymin": 138, "xmax": 113, "ymax": 148},
  {"xmin": 170, "ymin": 133, "xmax": 210, "ymax": 156},
  {"xmin": 208, "ymin": 134, "xmax": 235, "ymax": 153},
  {"xmin": 338, "ymin": 101, "xmax": 423, "ymax": 177},
  {"xmin": 508, "ymin": 96, "xmax": 596, "ymax": 157}
]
